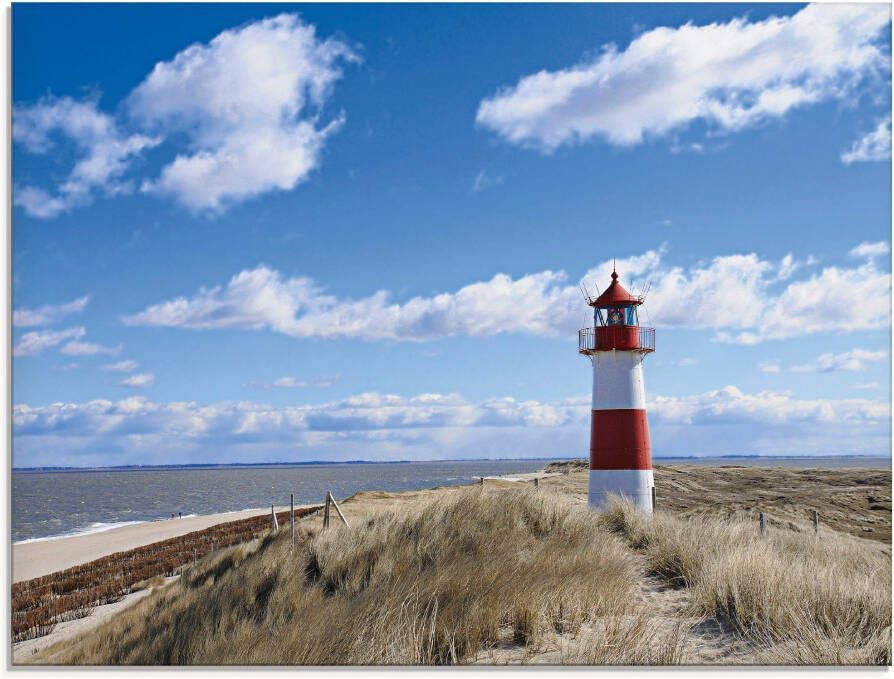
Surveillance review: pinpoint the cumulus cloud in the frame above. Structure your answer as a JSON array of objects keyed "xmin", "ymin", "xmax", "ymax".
[
  {"xmin": 245, "ymin": 375, "xmax": 340, "ymax": 389},
  {"xmin": 476, "ymin": 4, "xmax": 891, "ymax": 151},
  {"xmin": 759, "ymin": 362, "xmax": 781, "ymax": 373},
  {"xmin": 128, "ymin": 14, "xmax": 358, "ymax": 212},
  {"xmin": 123, "ymin": 243, "xmax": 890, "ymax": 344},
  {"xmin": 61, "ymin": 341, "xmax": 122, "ymax": 357},
  {"xmin": 13, "ymin": 296, "xmax": 90, "ymax": 327},
  {"xmin": 13, "ymin": 327, "xmax": 85, "ymax": 357},
  {"xmin": 13, "ymin": 97, "xmax": 160, "ymax": 218},
  {"xmin": 102, "ymin": 360, "xmax": 140, "ymax": 373},
  {"xmin": 842, "ymin": 115, "xmax": 892, "ymax": 164},
  {"xmin": 792, "ymin": 348, "xmax": 888, "ymax": 373},
  {"xmin": 12, "ymin": 387, "xmax": 890, "ymax": 466},
  {"xmin": 120, "ymin": 373, "xmax": 155, "ymax": 388}
]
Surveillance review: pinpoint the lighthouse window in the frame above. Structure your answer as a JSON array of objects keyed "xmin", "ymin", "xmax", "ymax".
[
  {"xmin": 607, "ymin": 308, "xmax": 623, "ymax": 326},
  {"xmin": 626, "ymin": 307, "xmax": 637, "ymax": 325}
]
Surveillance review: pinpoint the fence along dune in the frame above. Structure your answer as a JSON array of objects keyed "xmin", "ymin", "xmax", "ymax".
[{"xmin": 12, "ymin": 506, "xmax": 321, "ymax": 643}]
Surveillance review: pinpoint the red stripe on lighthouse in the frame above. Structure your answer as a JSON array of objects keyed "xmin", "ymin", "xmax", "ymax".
[{"xmin": 589, "ymin": 409, "xmax": 652, "ymax": 470}]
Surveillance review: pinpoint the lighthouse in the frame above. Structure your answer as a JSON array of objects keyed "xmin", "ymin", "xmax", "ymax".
[{"xmin": 579, "ymin": 267, "xmax": 655, "ymax": 514}]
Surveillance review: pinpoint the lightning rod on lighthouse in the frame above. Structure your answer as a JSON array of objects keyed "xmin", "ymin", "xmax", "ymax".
[{"xmin": 579, "ymin": 265, "xmax": 656, "ymax": 515}]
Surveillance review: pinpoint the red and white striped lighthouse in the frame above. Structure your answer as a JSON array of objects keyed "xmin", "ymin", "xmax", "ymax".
[{"xmin": 579, "ymin": 267, "xmax": 655, "ymax": 514}]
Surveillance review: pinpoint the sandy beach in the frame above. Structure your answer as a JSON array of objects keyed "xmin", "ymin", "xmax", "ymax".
[{"xmin": 13, "ymin": 505, "xmax": 300, "ymax": 583}]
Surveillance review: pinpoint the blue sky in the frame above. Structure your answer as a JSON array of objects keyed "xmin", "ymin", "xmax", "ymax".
[{"xmin": 12, "ymin": 3, "xmax": 892, "ymax": 467}]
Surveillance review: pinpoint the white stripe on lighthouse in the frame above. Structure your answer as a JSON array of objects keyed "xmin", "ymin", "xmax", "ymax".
[
  {"xmin": 591, "ymin": 351, "xmax": 646, "ymax": 410},
  {"xmin": 588, "ymin": 470, "xmax": 653, "ymax": 513}
]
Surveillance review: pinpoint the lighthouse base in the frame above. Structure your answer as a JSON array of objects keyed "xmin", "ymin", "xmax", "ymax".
[{"xmin": 588, "ymin": 469, "xmax": 654, "ymax": 516}]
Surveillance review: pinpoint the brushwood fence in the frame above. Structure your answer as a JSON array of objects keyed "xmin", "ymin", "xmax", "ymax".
[{"xmin": 12, "ymin": 505, "xmax": 321, "ymax": 643}]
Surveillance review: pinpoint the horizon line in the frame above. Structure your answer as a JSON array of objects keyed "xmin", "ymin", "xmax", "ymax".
[{"xmin": 12, "ymin": 453, "xmax": 892, "ymax": 473}]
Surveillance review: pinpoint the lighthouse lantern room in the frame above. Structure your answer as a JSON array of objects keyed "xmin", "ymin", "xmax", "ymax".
[{"xmin": 579, "ymin": 267, "xmax": 656, "ymax": 515}]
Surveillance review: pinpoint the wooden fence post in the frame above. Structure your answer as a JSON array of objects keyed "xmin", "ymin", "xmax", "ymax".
[
  {"xmin": 479, "ymin": 476, "xmax": 485, "ymax": 486},
  {"xmin": 323, "ymin": 492, "xmax": 331, "ymax": 529},
  {"xmin": 193, "ymin": 548, "xmax": 197, "ymax": 565},
  {"xmin": 533, "ymin": 477, "xmax": 539, "ymax": 488},
  {"xmin": 651, "ymin": 486, "xmax": 656, "ymax": 511},
  {"xmin": 271, "ymin": 504, "xmax": 279, "ymax": 532},
  {"xmin": 813, "ymin": 510, "xmax": 820, "ymax": 533},
  {"xmin": 759, "ymin": 512, "xmax": 767, "ymax": 536},
  {"xmin": 329, "ymin": 492, "xmax": 350, "ymax": 528},
  {"xmin": 290, "ymin": 493, "xmax": 295, "ymax": 550}
]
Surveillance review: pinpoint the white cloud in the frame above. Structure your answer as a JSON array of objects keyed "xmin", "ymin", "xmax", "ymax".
[
  {"xmin": 123, "ymin": 243, "xmax": 890, "ymax": 345},
  {"xmin": 120, "ymin": 373, "xmax": 155, "ymax": 388},
  {"xmin": 759, "ymin": 362, "xmax": 781, "ymax": 373},
  {"xmin": 13, "ymin": 327, "xmax": 85, "ymax": 357},
  {"xmin": 128, "ymin": 14, "xmax": 358, "ymax": 212},
  {"xmin": 13, "ymin": 97, "xmax": 160, "ymax": 218},
  {"xmin": 13, "ymin": 296, "xmax": 90, "ymax": 327},
  {"xmin": 12, "ymin": 387, "xmax": 890, "ymax": 466},
  {"xmin": 850, "ymin": 240, "xmax": 891, "ymax": 260},
  {"xmin": 102, "ymin": 360, "xmax": 140, "ymax": 373},
  {"xmin": 649, "ymin": 385, "xmax": 888, "ymax": 426},
  {"xmin": 792, "ymin": 348, "xmax": 887, "ymax": 373},
  {"xmin": 122, "ymin": 265, "xmax": 584, "ymax": 340},
  {"xmin": 476, "ymin": 4, "xmax": 891, "ymax": 151},
  {"xmin": 245, "ymin": 375, "xmax": 340, "ymax": 389},
  {"xmin": 856, "ymin": 382, "xmax": 881, "ymax": 390},
  {"xmin": 842, "ymin": 115, "xmax": 892, "ymax": 164},
  {"xmin": 61, "ymin": 341, "xmax": 122, "ymax": 357}
]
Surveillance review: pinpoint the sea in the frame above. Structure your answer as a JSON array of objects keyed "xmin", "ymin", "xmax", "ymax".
[{"xmin": 12, "ymin": 456, "xmax": 890, "ymax": 544}]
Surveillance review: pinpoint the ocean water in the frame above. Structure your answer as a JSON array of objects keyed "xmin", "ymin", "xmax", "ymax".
[
  {"xmin": 12, "ymin": 457, "xmax": 889, "ymax": 543},
  {"xmin": 12, "ymin": 459, "xmax": 553, "ymax": 543}
]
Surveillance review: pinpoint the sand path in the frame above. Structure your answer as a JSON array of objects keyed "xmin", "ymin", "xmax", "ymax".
[{"xmin": 628, "ymin": 554, "xmax": 746, "ymax": 664}]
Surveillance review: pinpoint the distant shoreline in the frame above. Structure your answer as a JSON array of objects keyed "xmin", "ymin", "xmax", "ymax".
[{"xmin": 13, "ymin": 454, "xmax": 892, "ymax": 473}]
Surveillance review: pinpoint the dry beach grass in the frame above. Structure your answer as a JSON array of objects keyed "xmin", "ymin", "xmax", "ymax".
[
  {"xmin": 600, "ymin": 502, "xmax": 891, "ymax": 665},
  {"xmin": 35, "ymin": 488, "xmax": 651, "ymax": 664},
  {"xmin": 27, "ymin": 473, "xmax": 891, "ymax": 666}
]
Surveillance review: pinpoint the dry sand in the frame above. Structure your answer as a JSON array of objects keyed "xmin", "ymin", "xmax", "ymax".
[{"xmin": 13, "ymin": 505, "xmax": 299, "ymax": 583}]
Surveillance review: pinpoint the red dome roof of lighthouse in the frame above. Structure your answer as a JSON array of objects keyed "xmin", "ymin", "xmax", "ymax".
[{"xmin": 590, "ymin": 270, "xmax": 641, "ymax": 308}]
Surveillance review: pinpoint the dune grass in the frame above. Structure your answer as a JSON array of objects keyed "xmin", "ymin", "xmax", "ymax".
[
  {"xmin": 38, "ymin": 487, "xmax": 652, "ymax": 665},
  {"xmin": 600, "ymin": 501, "xmax": 891, "ymax": 665},
  {"xmin": 31, "ymin": 487, "xmax": 890, "ymax": 666}
]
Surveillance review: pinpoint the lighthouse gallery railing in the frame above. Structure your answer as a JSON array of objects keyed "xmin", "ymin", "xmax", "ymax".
[{"xmin": 578, "ymin": 326, "xmax": 655, "ymax": 353}]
